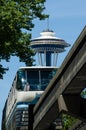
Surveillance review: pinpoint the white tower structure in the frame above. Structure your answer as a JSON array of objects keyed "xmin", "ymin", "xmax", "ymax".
[{"xmin": 30, "ymin": 29, "xmax": 70, "ymax": 66}]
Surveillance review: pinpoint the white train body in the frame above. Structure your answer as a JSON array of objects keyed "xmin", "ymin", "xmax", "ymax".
[{"xmin": 2, "ymin": 66, "xmax": 57, "ymax": 130}]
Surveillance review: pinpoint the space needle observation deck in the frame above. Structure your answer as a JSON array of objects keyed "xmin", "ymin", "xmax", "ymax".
[{"xmin": 30, "ymin": 29, "xmax": 70, "ymax": 66}]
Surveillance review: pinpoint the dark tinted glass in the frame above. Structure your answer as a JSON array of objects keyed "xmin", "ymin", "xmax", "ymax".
[{"xmin": 16, "ymin": 68, "xmax": 57, "ymax": 91}]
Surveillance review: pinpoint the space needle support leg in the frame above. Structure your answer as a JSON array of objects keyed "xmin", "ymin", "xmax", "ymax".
[
  {"xmin": 44, "ymin": 51, "xmax": 46, "ymax": 66},
  {"xmin": 55, "ymin": 53, "xmax": 58, "ymax": 66},
  {"xmin": 53, "ymin": 51, "xmax": 55, "ymax": 66},
  {"xmin": 40, "ymin": 53, "xmax": 43, "ymax": 66},
  {"xmin": 38, "ymin": 52, "xmax": 41, "ymax": 66},
  {"xmin": 53, "ymin": 52, "xmax": 58, "ymax": 66},
  {"xmin": 39, "ymin": 53, "xmax": 43, "ymax": 66}
]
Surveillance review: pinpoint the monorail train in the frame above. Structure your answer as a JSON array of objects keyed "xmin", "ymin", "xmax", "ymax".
[{"xmin": 2, "ymin": 66, "xmax": 57, "ymax": 130}]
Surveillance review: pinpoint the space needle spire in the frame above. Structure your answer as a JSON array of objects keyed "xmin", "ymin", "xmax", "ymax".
[
  {"xmin": 30, "ymin": 20, "xmax": 70, "ymax": 66},
  {"xmin": 46, "ymin": 15, "xmax": 50, "ymax": 30}
]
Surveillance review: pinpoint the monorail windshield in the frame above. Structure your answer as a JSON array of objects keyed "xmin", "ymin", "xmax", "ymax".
[{"xmin": 16, "ymin": 68, "xmax": 57, "ymax": 91}]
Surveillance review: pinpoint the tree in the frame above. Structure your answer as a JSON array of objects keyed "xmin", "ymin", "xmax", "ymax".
[{"xmin": 0, "ymin": 0, "xmax": 47, "ymax": 78}]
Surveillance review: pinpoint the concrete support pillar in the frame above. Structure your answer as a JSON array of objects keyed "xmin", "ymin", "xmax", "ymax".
[
  {"xmin": 28, "ymin": 105, "xmax": 35, "ymax": 130},
  {"xmin": 58, "ymin": 94, "xmax": 86, "ymax": 121},
  {"xmin": 58, "ymin": 95, "xmax": 68, "ymax": 112},
  {"xmin": 63, "ymin": 94, "xmax": 81, "ymax": 116}
]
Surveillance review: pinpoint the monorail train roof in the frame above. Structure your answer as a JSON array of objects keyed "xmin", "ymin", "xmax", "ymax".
[{"xmin": 19, "ymin": 66, "xmax": 58, "ymax": 70}]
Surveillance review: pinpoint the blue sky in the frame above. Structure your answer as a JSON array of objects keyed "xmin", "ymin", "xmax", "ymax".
[{"xmin": 0, "ymin": 0, "xmax": 86, "ymax": 129}]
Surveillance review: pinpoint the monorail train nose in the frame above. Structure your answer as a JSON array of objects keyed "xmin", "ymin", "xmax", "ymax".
[
  {"xmin": 17, "ymin": 91, "xmax": 43, "ymax": 103},
  {"xmin": 36, "ymin": 92, "xmax": 43, "ymax": 97}
]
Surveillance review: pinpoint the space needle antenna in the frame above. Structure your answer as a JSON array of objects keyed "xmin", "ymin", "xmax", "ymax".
[{"xmin": 46, "ymin": 15, "xmax": 50, "ymax": 30}]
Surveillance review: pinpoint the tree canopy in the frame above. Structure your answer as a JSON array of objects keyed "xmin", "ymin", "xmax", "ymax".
[{"xmin": 0, "ymin": 0, "xmax": 47, "ymax": 78}]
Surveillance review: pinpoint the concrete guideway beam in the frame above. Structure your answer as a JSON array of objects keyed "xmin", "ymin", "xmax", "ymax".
[{"xmin": 33, "ymin": 27, "xmax": 86, "ymax": 130}]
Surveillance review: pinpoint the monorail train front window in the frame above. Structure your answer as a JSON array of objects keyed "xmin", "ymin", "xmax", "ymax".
[
  {"xmin": 16, "ymin": 70, "xmax": 27, "ymax": 91},
  {"xmin": 16, "ymin": 68, "xmax": 57, "ymax": 91}
]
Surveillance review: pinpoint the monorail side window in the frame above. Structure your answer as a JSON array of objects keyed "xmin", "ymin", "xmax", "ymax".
[{"xmin": 16, "ymin": 70, "xmax": 26, "ymax": 91}]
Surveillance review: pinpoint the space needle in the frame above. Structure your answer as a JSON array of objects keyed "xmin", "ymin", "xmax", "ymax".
[{"xmin": 30, "ymin": 21, "xmax": 70, "ymax": 66}]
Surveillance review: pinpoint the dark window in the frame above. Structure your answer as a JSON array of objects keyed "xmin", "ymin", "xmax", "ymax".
[
  {"xmin": 16, "ymin": 68, "xmax": 57, "ymax": 91},
  {"xmin": 16, "ymin": 70, "xmax": 26, "ymax": 91}
]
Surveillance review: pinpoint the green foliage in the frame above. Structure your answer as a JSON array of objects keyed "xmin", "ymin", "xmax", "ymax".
[
  {"xmin": 0, "ymin": 64, "xmax": 8, "ymax": 79},
  {"xmin": 81, "ymin": 89, "xmax": 86, "ymax": 98},
  {"xmin": 0, "ymin": 0, "xmax": 47, "ymax": 78},
  {"xmin": 62, "ymin": 114, "xmax": 77, "ymax": 130}
]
